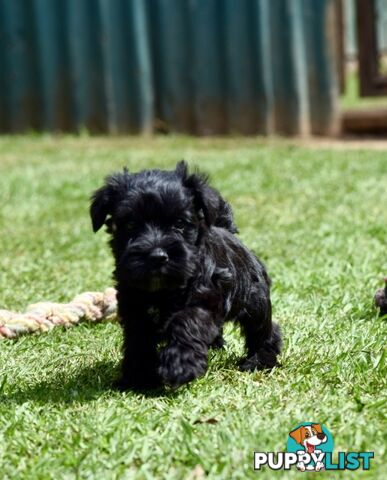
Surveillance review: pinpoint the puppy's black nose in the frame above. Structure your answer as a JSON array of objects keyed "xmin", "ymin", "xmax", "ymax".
[
  {"xmin": 317, "ymin": 433, "xmax": 326, "ymax": 440},
  {"xmin": 148, "ymin": 248, "xmax": 169, "ymax": 267}
]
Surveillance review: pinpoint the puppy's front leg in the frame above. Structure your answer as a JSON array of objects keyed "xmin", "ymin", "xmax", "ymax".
[
  {"xmin": 159, "ymin": 307, "xmax": 218, "ymax": 387},
  {"xmin": 118, "ymin": 314, "xmax": 160, "ymax": 391}
]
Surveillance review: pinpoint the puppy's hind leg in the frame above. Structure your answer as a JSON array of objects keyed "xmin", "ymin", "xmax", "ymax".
[{"xmin": 238, "ymin": 295, "xmax": 282, "ymax": 371}]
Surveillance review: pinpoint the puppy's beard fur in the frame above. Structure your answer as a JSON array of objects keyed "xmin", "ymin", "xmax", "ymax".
[
  {"xmin": 115, "ymin": 242, "xmax": 197, "ymax": 292},
  {"xmin": 147, "ymin": 274, "xmax": 169, "ymax": 292},
  {"xmin": 148, "ymin": 276, "xmax": 162, "ymax": 292},
  {"xmin": 116, "ymin": 257, "xmax": 195, "ymax": 292}
]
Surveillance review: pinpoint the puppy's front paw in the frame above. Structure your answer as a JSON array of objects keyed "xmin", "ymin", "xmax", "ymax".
[
  {"xmin": 158, "ymin": 344, "xmax": 207, "ymax": 387},
  {"xmin": 239, "ymin": 351, "xmax": 279, "ymax": 371},
  {"xmin": 113, "ymin": 377, "xmax": 130, "ymax": 392},
  {"xmin": 115, "ymin": 371, "xmax": 161, "ymax": 392}
]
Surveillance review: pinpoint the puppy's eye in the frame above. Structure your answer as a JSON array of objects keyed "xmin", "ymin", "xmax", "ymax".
[
  {"xmin": 305, "ymin": 432, "xmax": 310, "ymax": 438},
  {"xmin": 173, "ymin": 219, "xmax": 186, "ymax": 231},
  {"xmin": 125, "ymin": 221, "xmax": 136, "ymax": 232},
  {"xmin": 105, "ymin": 218, "xmax": 116, "ymax": 234}
]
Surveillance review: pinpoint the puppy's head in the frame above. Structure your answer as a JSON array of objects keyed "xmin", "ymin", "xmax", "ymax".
[{"xmin": 90, "ymin": 161, "xmax": 217, "ymax": 292}]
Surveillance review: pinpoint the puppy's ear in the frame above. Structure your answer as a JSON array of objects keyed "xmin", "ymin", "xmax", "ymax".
[
  {"xmin": 178, "ymin": 161, "xmax": 217, "ymax": 226},
  {"xmin": 175, "ymin": 160, "xmax": 189, "ymax": 179},
  {"xmin": 289, "ymin": 426, "xmax": 305, "ymax": 445},
  {"xmin": 312, "ymin": 424, "xmax": 323, "ymax": 434},
  {"xmin": 90, "ymin": 170, "xmax": 131, "ymax": 232},
  {"xmin": 90, "ymin": 185, "xmax": 114, "ymax": 232}
]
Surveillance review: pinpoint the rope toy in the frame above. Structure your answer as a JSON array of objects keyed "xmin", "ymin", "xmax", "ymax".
[{"xmin": 0, "ymin": 288, "xmax": 117, "ymax": 339}]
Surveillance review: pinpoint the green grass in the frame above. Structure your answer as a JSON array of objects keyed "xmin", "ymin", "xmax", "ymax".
[
  {"xmin": 341, "ymin": 70, "xmax": 387, "ymax": 110},
  {"xmin": 0, "ymin": 135, "xmax": 386, "ymax": 479}
]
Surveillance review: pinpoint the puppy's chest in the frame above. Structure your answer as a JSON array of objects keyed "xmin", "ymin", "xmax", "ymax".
[
  {"xmin": 146, "ymin": 304, "xmax": 172, "ymax": 331},
  {"xmin": 146, "ymin": 302, "xmax": 182, "ymax": 337}
]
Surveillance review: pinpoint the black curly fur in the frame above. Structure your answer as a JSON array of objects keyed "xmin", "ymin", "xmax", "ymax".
[
  {"xmin": 375, "ymin": 279, "xmax": 387, "ymax": 316},
  {"xmin": 90, "ymin": 161, "xmax": 281, "ymax": 390}
]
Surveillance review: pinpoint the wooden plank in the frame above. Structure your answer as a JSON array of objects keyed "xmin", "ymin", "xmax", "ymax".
[{"xmin": 342, "ymin": 107, "xmax": 387, "ymax": 133}]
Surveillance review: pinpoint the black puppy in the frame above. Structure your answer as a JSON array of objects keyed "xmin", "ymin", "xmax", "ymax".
[{"xmin": 90, "ymin": 161, "xmax": 281, "ymax": 389}]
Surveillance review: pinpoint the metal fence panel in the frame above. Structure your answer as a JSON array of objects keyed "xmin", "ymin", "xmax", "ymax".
[{"xmin": 0, "ymin": 0, "xmax": 339, "ymax": 135}]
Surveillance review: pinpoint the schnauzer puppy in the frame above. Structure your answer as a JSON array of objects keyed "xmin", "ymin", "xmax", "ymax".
[{"xmin": 90, "ymin": 161, "xmax": 281, "ymax": 390}]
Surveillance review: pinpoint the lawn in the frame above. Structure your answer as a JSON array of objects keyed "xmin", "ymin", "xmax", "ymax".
[{"xmin": 0, "ymin": 136, "xmax": 386, "ymax": 479}]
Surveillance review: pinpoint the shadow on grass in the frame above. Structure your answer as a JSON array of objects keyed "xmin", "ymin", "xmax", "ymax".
[
  {"xmin": 1, "ymin": 360, "xmax": 120, "ymax": 405},
  {"xmin": 2, "ymin": 349, "xmax": 241, "ymax": 405},
  {"xmin": 2, "ymin": 360, "xmax": 181, "ymax": 405}
]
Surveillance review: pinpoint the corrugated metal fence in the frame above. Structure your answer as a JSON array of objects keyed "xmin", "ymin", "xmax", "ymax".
[{"xmin": 0, "ymin": 0, "xmax": 339, "ymax": 135}]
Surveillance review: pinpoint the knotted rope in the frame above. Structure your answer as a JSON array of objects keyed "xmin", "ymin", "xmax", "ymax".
[{"xmin": 0, "ymin": 288, "xmax": 117, "ymax": 339}]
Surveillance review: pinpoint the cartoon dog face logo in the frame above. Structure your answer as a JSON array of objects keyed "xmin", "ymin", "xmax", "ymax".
[
  {"xmin": 289, "ymin": 424, "xmax": 327, "ymax": 453},
  {"xmin": 289, "ymin": 424, "xmax": 327, "ymax": 471}
]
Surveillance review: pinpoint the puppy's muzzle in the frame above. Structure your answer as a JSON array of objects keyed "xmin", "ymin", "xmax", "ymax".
[{"xmin": 148, "ymin": 248, "xmax": 169, "ymax": 268}]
